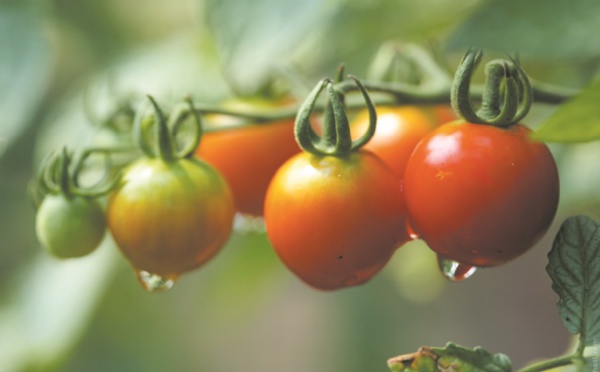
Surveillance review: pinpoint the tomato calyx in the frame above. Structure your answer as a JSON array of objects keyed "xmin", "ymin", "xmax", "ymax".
[
  {"xmin": 451, "ymin": 48, "xmax": 532, "ymax": 127},
  {"xmin": 34, "ymin": 147, "xmax": 121, "ymax": 203},
  {"xmin": 134, "ymin": 95, "xmax": 202, "ymax": 161},
  {"xmin": 294, "ymin": 75, "xmax": 376, "ymax": 156}
]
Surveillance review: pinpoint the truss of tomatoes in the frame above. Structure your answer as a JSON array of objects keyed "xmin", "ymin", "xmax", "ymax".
[
  {"xmin": 264, "ymin": 114, "xmax": 559, "ymax": 290},
  {"xmin": 35, "ymin": 95, "xmax": 559, "ymax": 292}
]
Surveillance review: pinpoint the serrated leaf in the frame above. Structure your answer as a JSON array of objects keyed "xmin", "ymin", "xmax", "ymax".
[
  {"xmin": 532, "ymin": 78, "xmax": 600, "ymax": 143},
  {"xmin": 445, "ymin": 0, "xmax": 600, "ymax": 60},
  {"xmin": 546, "ymin": 216, "xmax": 600, "ymax": 346},
  {"xmin": 388, "ymin": 343, "xmax": 511, "ymax": 372}
]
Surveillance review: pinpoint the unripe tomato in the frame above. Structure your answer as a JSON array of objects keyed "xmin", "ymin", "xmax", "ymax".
[
  {"xmin": 36, "ymin": 193, "xmax": 106, "ymax": 258},
  {"xmin": 196, "ymin": 98, "xmax": 300, "ymax": 216},
  {"xmin": 350, "ymin": 106, "xmax": 442, "ymax": 178},
  {"xmin": 107, "ymin": 157, "xmax": 235, "ymax": 279},
  {"xmin": 264, "ymin": 151, "xmax": 409, "ymax": 290},
  {"xmin": 403, "ymin": 121, "xmax": 559, "ymax": 267}
]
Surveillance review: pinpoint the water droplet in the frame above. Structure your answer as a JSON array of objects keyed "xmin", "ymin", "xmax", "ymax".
[
  {"xmin": 136, "ymin": 270, "xmax": 176, "ymax": 292},
  {"xmin": 436, "ymin": 256, "xmax": 477, "ymax": 282},
  {"xmin": 233, "ymin": 213, "xmax": 266, "ymax": 234},
  {"xmin": 406, "ymin": 219, "xmax": 420, "ymax": 240}
]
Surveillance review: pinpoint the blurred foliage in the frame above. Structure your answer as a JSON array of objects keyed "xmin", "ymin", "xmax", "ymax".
[
  {"xmin": 1, "ymin": 0, "xmax": 600, "ymax": 371},
  {"xmin": 446, "ymin": 0, "xmax": 600, "ymax": 61},
  {"xmin": 534, "ymin": 77, "xmax": 600, "ymax": 143}
]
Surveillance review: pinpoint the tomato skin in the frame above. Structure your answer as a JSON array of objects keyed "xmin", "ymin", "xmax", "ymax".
[
  {"xmin": 350, "ymin": 106, "xmax": 436, "ymax": 178},
  {"xmin": 107, "ymin": 157, "xmax": 235, "ymax": 278},
  {"xmin": 429, "ymin": 105, "xmax": 456, "ymax": 125},
  {"xmin": 403, "ymin": 121, "xmax": 559, "ymax": 267},
  {"xmin": 196, "ymin": 99, "xmax": 300, "ymax": 216},
  {"xmin": 264, "ymin": 151, "xmax": 408, "ymax": 290},
  {"xmin": 36, "ymin": 193, "xmax": 106, "ymax": 258}
]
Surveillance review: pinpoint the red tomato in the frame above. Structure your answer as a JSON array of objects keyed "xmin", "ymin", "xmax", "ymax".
[
  {"xmin": 264, "ymin": 151, "xmax": 409, "ymax": 290},
  {"xmin": 350, "ymin": 106, "xmax": 439, "ymax": 178},
  {"xmin": 429, "ymin": 105, "xmax": 456, "ymax": 126},
  {"xmin": 403, "ymin": 121, "xmax": 559, "ymax": 267},
  {"xmin": 196, "ymin": 98, "xmax": 300, "ymax": 216}
]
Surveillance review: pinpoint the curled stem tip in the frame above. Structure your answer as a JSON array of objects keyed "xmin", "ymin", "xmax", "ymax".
[
  {"xmin": 294, "ymin": 75, "xmax": 375, "ymax": 157},
  {"xmin": 451, "ymin": 48, "xmax": 532, "ymax": 127}
]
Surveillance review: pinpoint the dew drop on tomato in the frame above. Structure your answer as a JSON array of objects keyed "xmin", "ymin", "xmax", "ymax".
[
  {"xmin": 436, "ymin": 255, "xmax": 477, "ymax": 282},
  {"xmin": 405, "ymin": 218, "xmax": 420, "ymax": 241},
  {"xmin": 136, "ymin": 270, "xmax": 176, "ymax": 292}
]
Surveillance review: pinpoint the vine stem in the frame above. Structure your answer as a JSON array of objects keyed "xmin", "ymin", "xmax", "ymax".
[
  {"xmin": 517, "ymin": 351, "xmax": 584, "ymax": 372},
  {"xmin": 187, "ymin": 78, "xmax": 575, "ymax": 133}
]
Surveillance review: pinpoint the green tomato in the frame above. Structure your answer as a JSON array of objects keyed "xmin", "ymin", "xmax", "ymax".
[
  {"xmin": 107, "ymin": 157, "xmax": 235, "ymax": 279},
  {"xmin": 36, "ymin": 193, "xmax": 107, "ymax": 258}
]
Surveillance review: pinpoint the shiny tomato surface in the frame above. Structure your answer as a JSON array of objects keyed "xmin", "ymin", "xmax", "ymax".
[
  {"xmin": 403, "ymin": 121, "xmax": 559, "ymax": 267},
  {"xmin": 107, "ymin": 157, "xmax": 235, "ymax": 279},
  {"xmin": 196, "ymin": 98, "xmax": 299, "ymax": 216},
  {"xmin": 264, "ymin": 151, "xmax": 409, "ymax": 290},
  {"xmin": 351, "ymin": 106, "xmax": 442, "ymax": 178}
]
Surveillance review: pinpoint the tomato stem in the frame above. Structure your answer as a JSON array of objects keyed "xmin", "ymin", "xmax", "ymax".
[
  {"xmin": 451, "ymin": 48, "xmax": 532, "ymax": 127},
  {"xmin": 147, "ymin": 95, "xmax": 176, "ymax": 161},
  {"xmin": 58, "ymin": 148, "xmax": 73, "ymax": 198},
  {"xmin": 516, "ymin": 353, "xmax": 581, "ymax": 372},
  {"xmin": 173, "ymin": 97, "xmax": 203, "ymax": 159},
  {"xmin": 294, "ymin": 76, "xmax": 376, "ymax": 157}
]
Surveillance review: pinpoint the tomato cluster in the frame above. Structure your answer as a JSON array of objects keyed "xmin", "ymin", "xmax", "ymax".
[{"xmin": 32, "ymin": 54, "xmax": 560, "ymax": 292}]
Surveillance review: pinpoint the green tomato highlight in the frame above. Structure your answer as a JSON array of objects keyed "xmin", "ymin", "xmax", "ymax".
[{"xmin": 35, "ymin": 193, "xmax": 107, "ymax": 258}]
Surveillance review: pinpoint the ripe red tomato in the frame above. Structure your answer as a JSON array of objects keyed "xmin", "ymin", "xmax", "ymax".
[
  {"xmin": 107, "ymin": 157, "xmax": 235, "ymax": 280},
  {"xmin": 264, "ymin": 151, "xmax": 409, "ymax": 290},
  {"xmin": 196, "ymin": 98, "xmax": 300, "ymax": 216},
  {"xmin": 429, "ymin": 105, "xmax": 456, "ymax": 126},
  {"xmin": 403, "ymin": 121, "xmax": 559, "ymax": 267},
  {"xmin": 350, "ymin": 106, "xmax": 444, "ymax": 178}
]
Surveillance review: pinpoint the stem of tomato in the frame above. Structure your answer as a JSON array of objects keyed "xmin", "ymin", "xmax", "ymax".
[
  {"xmin": 294, "ymin": 76, "xmax": 376, "ymax": 157},
  {"xmin": 451, "ymin": 48, "xmax": 484, "ymax": 123},
  {"xmin": 57, "ymin": 147, "xmax": 73, "ymax": 198},
  {"xmin": 294, "ymin": 78, "xmax": 328, "ymax": 155},
  {"xmin": 172, "ymin": 97, "xmax": 203, "ymax": 159},
  {"xmin": 349, "ymin": 75, "xmax": 377, "ymax": 151},
  {"xmin": 326, "ymin": 81, "xmax": 352, "ymax": 154},
  {"xmin": 516, "ymin": 354, "xmax": 580, "ymax": 372},
  {"xmin": 146, "ymin": 95, "xmax": 175, "ymax": 162},
  {"xmin": 451, "ymin": 49, "xmax": 531, "ymax": 127}
]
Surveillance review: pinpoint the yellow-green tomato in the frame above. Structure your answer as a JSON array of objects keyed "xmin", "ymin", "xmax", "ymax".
[
  {"xmin": 36, "ymin": 193, "xmax": 106, "ymax": 258},
  {"xmin": 107, "ymin": 157, "xmax": 235, "ymax": 280}
]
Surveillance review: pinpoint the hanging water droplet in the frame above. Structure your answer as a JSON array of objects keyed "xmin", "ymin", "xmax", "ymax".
[
  {"xmin": 136, "ymin": 270, "xmax": 176, "ymax": 292},
  {"xmin": 233, "ymin": 213, "xmax": 266, "ymax": 234},
  {"xmin": 405, "ymin": 219, "xmax": 420, "ymax": 240},
  {"xmin": 436, "ymin": 256, "xmax": 477, "ymax": 282}
]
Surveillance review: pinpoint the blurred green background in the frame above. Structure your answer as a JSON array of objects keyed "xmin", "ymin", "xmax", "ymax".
[{"xmin": 2, "ymin": 0, "xmax": 600, "ymax": 371}]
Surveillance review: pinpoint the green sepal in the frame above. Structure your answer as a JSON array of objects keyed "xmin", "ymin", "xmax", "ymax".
[{"xmin": 388, "ymin": 343, "xmax": 511, "ymax": 372}]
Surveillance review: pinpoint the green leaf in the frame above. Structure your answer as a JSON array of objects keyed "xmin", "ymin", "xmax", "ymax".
[
  {"xmin": 0, "ymin": 4, "xmax": 51, "ymax": 157},
  {"xmin": 546, "ymin": 215, "xmax": 600, "ymax": 345},
  {"xmin": 532, "ymin": 78, "xmax": 600, "ymax": 143},
  {"xmin": 388, "ymin": 343, "xmax": 511, "ymax": 372},
  {"xmin": 445, "ymin": 0, "xmax": 600, "ymax": 60},
  {"xmin": 204, "ymin": 0, "xmax": 340, "ymax": 94}
]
